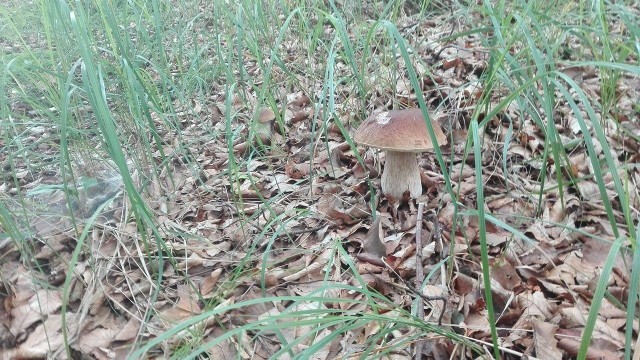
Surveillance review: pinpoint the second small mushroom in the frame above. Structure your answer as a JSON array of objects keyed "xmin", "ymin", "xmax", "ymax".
[{"xmin": 353, "ymin": 108, "xmax": 447, "ymax": 200}]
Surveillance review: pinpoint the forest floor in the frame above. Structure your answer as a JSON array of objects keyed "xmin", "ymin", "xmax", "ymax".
[{"xmin": 1, "ymin": 1, "xmax": 639, "ymax": 359}]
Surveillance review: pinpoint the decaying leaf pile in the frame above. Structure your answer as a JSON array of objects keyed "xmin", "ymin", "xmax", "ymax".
[{"xmin": 1, "ymin": 1, "xmax": 639, "ymax": 359}]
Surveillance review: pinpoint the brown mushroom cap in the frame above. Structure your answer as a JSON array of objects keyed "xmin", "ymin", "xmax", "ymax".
[
  {"xmin": 353, "ymin": 108, "xmax": 447, "ymax": 152},
  {"xmin": 258, "ymin": 107, "xmax": 276, "ymax": 123}
]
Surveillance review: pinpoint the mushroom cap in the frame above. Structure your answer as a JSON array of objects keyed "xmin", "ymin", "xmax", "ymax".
[
  {"xmin": 353, "ymin": 108, "xmax": 447, "ymax": 152},
  {"xmin": 258, "ymin": 107, "xmax": 276, "ymax": 123}
]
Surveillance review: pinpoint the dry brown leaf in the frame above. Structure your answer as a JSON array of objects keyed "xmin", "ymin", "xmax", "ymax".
[
  {"xmin": 156, "ymin": 284, "xmax": 202, "ymax": 325},
  {"xmin": 289, "ymin": 92, "xmax": 311, "ymax": 108},
  {"xmin": 464, "ymin": 311, "xmax": 491, "ymax": 338},
  {"xmin": 200, "ymin": 268, "xmax": 224, "ymax": 297},
  {"xmin": 14, "ymin": 313, "xmax": 79, "ymax": 358},
  {"xmin": 453, "ymin": 272, "xmax": 476, "ymax": 295},
  {"xmin": 532, "ymin": 320, "xmax": 563, "ymax": 359},
  {"xmin": 361, "ymin": 217, "xmax": 386, "ymax": 258},
  {"xmin": 556, "ymin": 337, "xmax": 619, "ymax": 360},
  {"xmin": 518, "ymin": 291, "xmax": 554, "ymax": 320},
  {"xmin": 285, "ymin": 159, "xmax": 310, "ymax": 179},
  {"xmin": 114, "ymin": 317, "xmax": 142, "ymax": 342},
  {"xmin": 316, "ymin": 194, "xmax": 358, "ymax": 225},
  {"xmin": 491, "ymin": 259, "xmax": 521, "ymax": 291},
  {"xmin": 9, "ymin": 289, "xmax": 62, "ymax": 336},
  {"xmin": 76, "ymin": 325, "xmax": 121, "ymax": 359},
  {"xmin": 283, "ymin": 247, "xmax": 333, "ymax": 282}
]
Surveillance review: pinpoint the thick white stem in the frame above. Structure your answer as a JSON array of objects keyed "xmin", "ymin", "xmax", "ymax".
[{"xmin": 381, "ymin": 151, "xmax": 422, "ymax": 199}]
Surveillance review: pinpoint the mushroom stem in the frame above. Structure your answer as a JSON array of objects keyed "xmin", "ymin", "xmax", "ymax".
[{"xmin": 381, "ymin": 151, "xmax": 422, "ymax": 199}]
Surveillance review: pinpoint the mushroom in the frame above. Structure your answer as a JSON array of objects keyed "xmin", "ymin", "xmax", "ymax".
[{"xmin": 353, "ymin": 108, "xmax": 447, "ymax": 199}]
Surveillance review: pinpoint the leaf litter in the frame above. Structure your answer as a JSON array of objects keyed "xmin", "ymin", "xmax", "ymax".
[{"xmin": 1, "ymin": 2, "xmax": 639, "ymax": 359}]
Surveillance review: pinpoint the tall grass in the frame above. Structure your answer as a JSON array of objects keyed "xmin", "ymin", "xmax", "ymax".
[{"xmin": 1, "ymin": 0, "xmax": 638, "ymax": 358}]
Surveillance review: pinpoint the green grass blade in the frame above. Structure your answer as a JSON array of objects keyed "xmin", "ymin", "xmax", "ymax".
[{"xmin": 578, "ymin": 236, "xmax": 624, "ymax": 360}]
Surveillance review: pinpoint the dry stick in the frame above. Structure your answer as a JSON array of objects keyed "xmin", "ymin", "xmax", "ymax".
[
  {"xmin": 287, "ymin": 223, "xmax": 329, "ymax": 236},
  {"xmin": 382, "ymin": 266, "xmax": 448, "ymax": 325},
  {"xmin": 426, "ymin": 212, "xmax": 446, "ymax": 288},
  {"xmin": 378, "ymin": 205, "xmax": 447, "ymax": 328},
  {"xmin": 414, "ymin": 203, "xmax": 426, "ymax": 360}
]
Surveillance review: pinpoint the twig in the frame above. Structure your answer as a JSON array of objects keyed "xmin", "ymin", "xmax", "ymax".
[
  {"xmin": 287, "ymin": 223, "xmax": 328, "ymax": 236},
  {"xmin": 382, "ymin": 264, "xmax": 448, "ymax": 326},
  {"xmin": 426, "ymin": 211, "xmax": 446, "ymax": 287},
  {"xmin": 415, "ymin": 203, "xmax": 425, "ymax": 294},
  {"xmin": 433, "ymin": 6, "xmax": 457, "ymax": 60},
  {"xmin": 414, "ymin": 203, "xmax": 425, "ymax": 360},
  {"xmin": 398, "ymin": 22, "xmax": 419, "ymax": 32}
]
